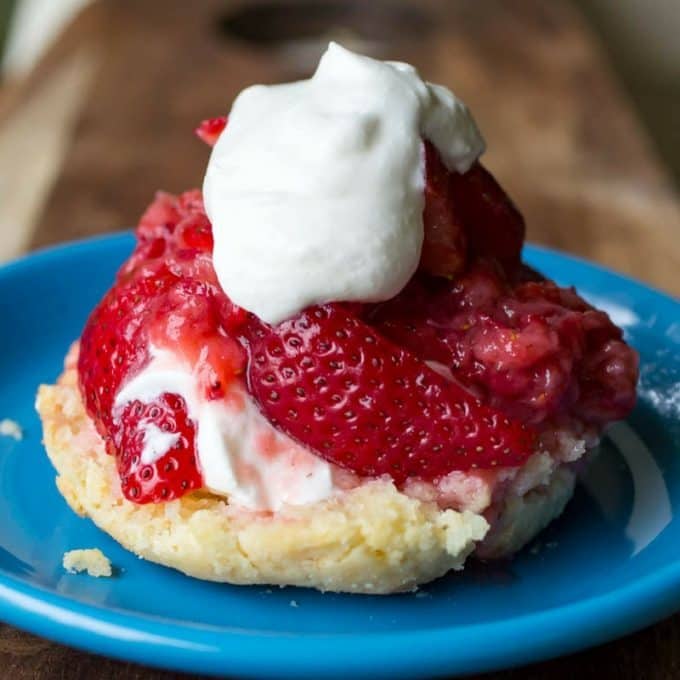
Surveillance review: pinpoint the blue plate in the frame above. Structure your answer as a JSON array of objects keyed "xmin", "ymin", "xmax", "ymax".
[{"xmin": 0, "ymin": 233, "xmax": 679, "ymax": 679}]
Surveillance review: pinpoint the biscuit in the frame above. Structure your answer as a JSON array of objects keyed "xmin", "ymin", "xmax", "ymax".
[
  {"xmin": 37, "ymin": 352, "xmax": 576, "ymax": 593},
  {"xmin": 38, "ymin": 362, "xmax": 490, "ymax": 593}
]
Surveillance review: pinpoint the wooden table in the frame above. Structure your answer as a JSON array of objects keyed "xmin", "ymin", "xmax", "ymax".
[{"xmin": 1, "ymin": 1, "xmax": 679, "ymax": 678}]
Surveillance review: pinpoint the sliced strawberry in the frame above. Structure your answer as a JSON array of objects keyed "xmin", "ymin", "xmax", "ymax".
[
  {"xmin": 78, "ymin": 190, "xmax": 246, "ymax": 504},
  {"xmin": 195, "ymin": 116, "xmax": 227, "ymax": 147},
  {"xmin": 78, "ymin": 266, "xmax": 178, "ymax": 436},
  {"xmin": 371, "ymin": 264, "xmax": 638, "ymax": 426},
  {"xmin": 448, "ymin": 162, "xmax": 525, "ymax": 271},
  {"xmin": 75, "ymin": 126, "xmax": 636, "ymax": 508},
  {"xmin": 364, "ymin": 275, "xmax": 454, "ymax": 367},
  {"xmin": 79, "ymin": 266, "xmax": 244, "ymax": 503},
  {"xmin": 115, "ymin": 393, "xmax": 202, "ymax": 502},
  {"xmin": 241, "ymin": 304, "xmax": 536, "ymax": 484},
  {"xmin": 420, "ymin": 142, "xmax": 467, "ymax": 278},
  {"xmin": 420, "ymin": 143, "xmax": 525, "ymax": 278}
]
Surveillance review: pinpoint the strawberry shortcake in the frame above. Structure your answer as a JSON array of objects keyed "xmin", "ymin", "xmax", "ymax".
[{"xmin": 37, "ymin": 44, "xmax": 638, "ymax": 593}]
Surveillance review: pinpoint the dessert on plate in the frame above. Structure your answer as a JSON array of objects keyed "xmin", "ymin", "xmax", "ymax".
[{"xmin": 37, "ymin": 43, "xmax": 638, "ymax": 593}]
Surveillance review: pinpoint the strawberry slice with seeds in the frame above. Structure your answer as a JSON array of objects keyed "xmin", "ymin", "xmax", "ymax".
[
  {"xmin": 78, "ymin": 270, "xmax": 206, "ymax": 503},
  {"xmin": 115, "ymin": 393, "xmax": 202, "ymax": 502},
  {"xmin": 195, "ymin": 116, "xmax": 227, "ymax": 147},
  {"xmin": 241, "ymin": 305, "xmax": 536, "ymax": 483}
]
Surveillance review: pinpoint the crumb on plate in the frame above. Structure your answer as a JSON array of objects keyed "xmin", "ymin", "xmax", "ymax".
[
  {"xmin": 38, "ymin": 364, "xmax": 488, "ymax": 593},
  {"xmin": 0, "ymin": 419, "xmax": 22, "ymax": 441},
  {"xmin": 63, "ymin": 548, "xmax": 113, "ymax": 577}
]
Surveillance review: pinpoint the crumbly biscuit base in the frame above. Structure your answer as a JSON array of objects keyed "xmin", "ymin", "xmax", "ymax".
[
  {"xmin": 37, "ymin": 364, "xmax": 490, "ymax": 594},
  {"xmin": 477, "ymin": 466, "xmax": 575, "ymax": 559},
  {"xmin": 63, "ymin": 548, "xmax": 113, "ymax": 577}
]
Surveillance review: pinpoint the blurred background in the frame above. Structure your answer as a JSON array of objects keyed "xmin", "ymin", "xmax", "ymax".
[{"xmin": 0, "ymin": 0, "xmax": 678, "ymax": 293}]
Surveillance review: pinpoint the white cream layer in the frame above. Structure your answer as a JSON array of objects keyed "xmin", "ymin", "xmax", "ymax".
[{"xmin": 114, "ymin": 346, "xmax": 335, "ymax": 511}]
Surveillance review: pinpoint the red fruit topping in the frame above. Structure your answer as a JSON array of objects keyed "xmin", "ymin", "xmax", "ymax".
[
  {"xmin": 370, "ymin": 263, "xmax": 638, "ymax": 426},
  {"xmin": 79, "ymin": 266, "xmax": 178, "ymax": 435},
  {"xmin": 195, "ymin": 116, "xmax": 228, "ymax": 147},
  {"xmin": 193, "ymin": 122, "xmax": 520, "ymax": 279},
  {"xmin": 126, "ymin": 189, "xmax": 211, "ymax": 277},
  {"xmin": 78, "ymin": 191, "xmax": 245, "ymax": 503},
  {"xmin": 75, "ymin": 122, "xmax": 637, "ymax": 506},
  {"xmin": 115, "ymin": 393, "xmax": 202, "ymax": 502},
  {"xmin": 420, "ymin": 142, "xmax": 524, "ymax": 278},
  {"xmin": 448, "ymin": 162, "xmax": 525, "ymax": 271},
  {"xmin": 175, "ymin": 212, "xmax": 214, "ymax": 253},
  {"xmin": 148, "ymin": 277, "xmax": 245, "ymax": 400},
  {"xmin": 241, "ymin": 304, "xmax": 536, "ymax": 483},
  {"xmin": 420, "ymin": 142, "xmax": 467, "ymax": 278}
]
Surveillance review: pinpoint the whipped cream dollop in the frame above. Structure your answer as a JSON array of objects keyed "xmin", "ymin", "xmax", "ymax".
[
  {"xmin": 203, "ymin": 42, "xmax": 484, "ymax": 324},
  {"xmin": 114, "ymin": 347, "xmax": 336, "ymax": 511}
]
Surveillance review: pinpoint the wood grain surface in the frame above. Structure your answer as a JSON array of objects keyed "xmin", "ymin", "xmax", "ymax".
[{"xmin": 1, "ymin": 0, "xmax": 679, "ymax": 678}]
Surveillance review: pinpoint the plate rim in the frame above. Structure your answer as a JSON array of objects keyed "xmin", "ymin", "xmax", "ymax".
[{"xmin": 1, "ymin": 232, "xmax": 679, "ymax": 679}]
